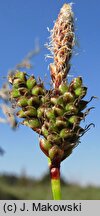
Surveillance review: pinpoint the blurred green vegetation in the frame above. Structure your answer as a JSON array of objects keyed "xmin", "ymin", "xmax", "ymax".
[{"xmin": 0, "ymin": 173, "xmax": 100, "ymax": 200}]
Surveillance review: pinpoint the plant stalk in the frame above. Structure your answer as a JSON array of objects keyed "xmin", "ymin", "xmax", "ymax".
[{"xmin": 48, "ymin": 158, "xmax": 61, "ymax": 200}]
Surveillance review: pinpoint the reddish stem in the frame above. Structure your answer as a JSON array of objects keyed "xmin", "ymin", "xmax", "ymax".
[{"xmin": 48, "ymin": 160, "xmax": 61, "ymax": 200}]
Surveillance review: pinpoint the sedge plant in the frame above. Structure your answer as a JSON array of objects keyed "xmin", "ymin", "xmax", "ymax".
[{"xmin": 8, "ymin": 3, "xmax": 94, "ymax": 200}]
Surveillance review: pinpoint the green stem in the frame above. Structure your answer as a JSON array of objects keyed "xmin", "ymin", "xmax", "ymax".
[{"xmin": 48, "ymin": 158, "xmax": 61, "ymax": 200}]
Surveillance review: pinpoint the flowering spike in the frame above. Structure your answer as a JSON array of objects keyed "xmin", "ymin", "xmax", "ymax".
[
  {"xmin": 48, "ymin": 3, "xmax": 75, "ymax": 88},
  {"xmin": 7, "ymin": 3, "xmax": 95, "ymax": 200}
]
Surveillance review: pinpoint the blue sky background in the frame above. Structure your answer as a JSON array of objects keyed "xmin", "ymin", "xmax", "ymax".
[{"xmin": 0, "ymin": 0, "xmax": 100, "ymax": 186}]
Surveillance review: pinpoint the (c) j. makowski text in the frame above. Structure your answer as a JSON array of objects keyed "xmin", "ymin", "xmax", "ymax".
[{"xmin": 2, "ymin": 202, "xmax": 82, "ymax": 213}]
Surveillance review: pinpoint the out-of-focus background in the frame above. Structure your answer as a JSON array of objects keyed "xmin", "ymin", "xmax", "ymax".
[{"xmin": 0, "ymin": 0, "xmax": 100, "ymax": 199}]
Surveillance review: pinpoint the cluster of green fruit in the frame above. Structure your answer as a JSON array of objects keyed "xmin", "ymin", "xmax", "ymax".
[
  {"xmin": 39, "ymin": 76, "xmax": 88, "ymax": 167},
  {"xmin": 9, "ymin": 71, "xmax": 45, "ymax": 133},
  {"xmin": 9, "ymin": 71, "xmax": 88, "ymax": 167}
]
